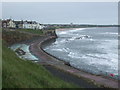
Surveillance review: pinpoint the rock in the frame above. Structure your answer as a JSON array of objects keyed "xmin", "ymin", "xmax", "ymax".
[
  {"xmin": 15, "ymin": 48, "xmax": 26, "ymax": 55},
  {"xmin": 64, "ymin": 62, "xmax": 71, "ymax": 66}
]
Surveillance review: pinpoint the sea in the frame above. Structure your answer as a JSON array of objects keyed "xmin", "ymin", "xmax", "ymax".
[
  {"xmin": 10, "ymin": 44, "xmax": 39, "ymax": 61},
  {"xmin": 43, "ymin": 27, "xmax": 119, "ymax": 79}
]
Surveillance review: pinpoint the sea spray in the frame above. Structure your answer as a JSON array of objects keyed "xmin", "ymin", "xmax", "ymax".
[{"xmin": 44, "ymin": 27, "xmax": 119, "ymax": 79}]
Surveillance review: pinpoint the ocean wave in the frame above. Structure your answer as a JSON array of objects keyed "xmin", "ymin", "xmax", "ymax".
[
  {"xmin": 51, "ymin": 48, "xmax": 63, "ymax": 52},
  {"xmin": 58, "ymin": 31, "xmax": 67, "ymax": 35},
  {"xmin": 54, "ymin": 39, "xmax": 67, "ymax": 45},
  {"xmin": 68, "ymin": 35, "xmax": 92, "ymax": 41},
  {"xmin": 100, "ymin": 32, "xmax": 118, "ymax": 35},
  {"xmin": 68, "ymin": 52, "xmax": 81, "ymax": 59},
  {"xmin": 56, "ymin": 28, "xmax": 87, "ymax": 35},
  {"xmin": 45, "ymin": 27, "xmax": 118, "ymax": 78},
  {"xmin": 52, "ymin": 48, "xmax": 70, "ymax": 52},
  {"xmin": 70, "ymin": 53, "xmax": 118, "ymax": 76},
  {"xmin": 68, "ymin": 28, "xmax": 87, "ymax": 33},
  {"xmin": 11, "ymin": 44, "xmax": 38, "ymax": 61}
]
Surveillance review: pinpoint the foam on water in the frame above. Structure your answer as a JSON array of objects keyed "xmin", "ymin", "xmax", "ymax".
[
  {"xmin": 56, "ymin": 28, "xmax": 87, "ymax": 36},
  {"xmin": 44, "ymin": 27, "xmax": 119, "ymax": 79},
  {"xmin": 11, "ymin": 44, "xmax": 38, "ymax": 61},
  {"xmin": 68, "ymin": 52, "xmax": 81, "ymax": 59},
  {"xmin": 100, "ymin": 32, "xmax": 118, "ymax": 35}
]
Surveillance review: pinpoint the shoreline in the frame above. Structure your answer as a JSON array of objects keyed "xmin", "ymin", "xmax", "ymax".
[
  {"xmin": 9, "ymin": 28, "xmax": 118, "ymax": 88},
  {"xmin": 40, "ymin": 35, "xmax": 118, "ymax": 81},
  {"xmin": 56, "ymin": 28, "xmax": 80, "ymax": 31},
  {"xmin": 29, "ymin": 33, "xmax": 118, "ymax": 88},
  {"xmin": 42, "ymin": 28, "xmax": 118, "ymax": 80},
  {"xmin": 29, "ymin": 36, "xmax": 99, "ymax": 88}
]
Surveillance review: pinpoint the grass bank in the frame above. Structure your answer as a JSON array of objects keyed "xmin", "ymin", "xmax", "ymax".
[
  {"xmin": 2, "ymin": 43, "xmax": 79, "ymax": 88},
  {"xmin": 16, "ymin": 29, "xmax": 43, "ymax": 35},
  {"xmin": 2, "ymin": 30, "xmax": 34, "ymax": 45}
]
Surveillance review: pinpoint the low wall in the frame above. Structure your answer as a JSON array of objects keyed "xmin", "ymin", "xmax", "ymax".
[
  {"xmin": 40, "ymin": 36, "xmax": 56, "ymax": 49},
  {"xmin": 31, "ymin": 29, "xmax": 118, "ymax": 88},
  {"xmin": 39, "ymin": 30, "xmax": 70, "ymax": 65},
  {"xmin": 40, "ymin": 35, "xmax": 64, "ymax": 62},
  {"xmin": 40, "ymin": 32, "xmax": 119, "ymax": 81}
]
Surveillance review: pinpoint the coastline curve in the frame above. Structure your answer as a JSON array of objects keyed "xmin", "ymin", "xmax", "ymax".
[{"xmin": 30, "ymin": 30, "xmax": 118, "ymax": 88}]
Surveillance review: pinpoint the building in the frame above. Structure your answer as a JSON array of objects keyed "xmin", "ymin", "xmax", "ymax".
[
  {"xmin": 14, "ymin": 20, "xmax": 23, "ymax": 29},
  {"xmin": 2, "ymin": 19, "xmax": 16, "ymax": 28},
  {"xmin": 2, "ymin": 19, "xmax": 44, "ymax": 30},
  {"xmin": 23, "ymin": 21, "xmax": 33, "ymax": 29},
  {"xmin": 2, "ymin": 20, "xmax": 7, "ymax": 28},
  {"xmin": 39, "ymin": 24, "xmax": 45, "ymax": 29},
  {"xmin": 23, "ymin": 20, "xmax": 44, "ymax": 30}
]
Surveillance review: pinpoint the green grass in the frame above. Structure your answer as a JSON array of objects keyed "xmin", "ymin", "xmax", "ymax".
[
  {"xmin": 2, "ymin": 30, "xmax": 34, "ymax": 45},
  {"xmin": 16, "ymin": 29, "xmax": 43, "ymax": 35},
  {"xmin": 2, "ymin": 42, "xmax": 79, "ymax": 88},
  {"xmin": 0, "ymin": 22, "xmax": 1, "ymax": 89},
  {"xmin": 0, "ymin": 40, "xmax": 2, "ymax": 89}
]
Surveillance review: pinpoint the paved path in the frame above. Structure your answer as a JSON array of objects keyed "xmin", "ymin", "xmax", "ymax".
[{"xmin": 29, "ymin": 36, "xmax": 118, "ymax": 88}]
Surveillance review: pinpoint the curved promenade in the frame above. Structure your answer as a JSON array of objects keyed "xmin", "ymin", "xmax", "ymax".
[{"xmin": 29, "ymin": 35, "xmax": 118, "ymax": 88}]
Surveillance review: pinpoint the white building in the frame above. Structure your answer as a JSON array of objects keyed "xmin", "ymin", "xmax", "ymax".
[
  {"xmin": 2, "ymin": 19, "xmax": 44, "ymax": 30},
  {"xmin": 23, "ymin": 21, "xmax": 32, "ymax": 29},
  {"xmin": 2, "ymin": 19, "xmax": 16, "ymax": 28},
  {"xmin": 38, "ymin": 24, "xmax": 45, "ymax": 29},
  {"xmin": 23, "ymin": 21, "xmax": 44, "ymax": 30},
  {"xmin": 8, "ymin": 19, "xmax": 16, "ymax": 28},
  {"xmin": 14, "ymin": 21, "xmax": 23, "ymax": 29}
]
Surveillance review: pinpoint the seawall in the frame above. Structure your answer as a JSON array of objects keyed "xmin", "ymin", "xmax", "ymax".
[
  {"xmin": 40, "ymin": 31, "xmax": 71, "ymax": 65},
  {"xmin": 36, "ymin": 30, "xmax": 118, "ymax": 88}
]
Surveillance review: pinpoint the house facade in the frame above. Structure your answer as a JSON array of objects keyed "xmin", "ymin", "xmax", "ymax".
[
  {"xmin": 8, "ymin": 19, "xmax": 16, "ymax": 28},
  {"xmin": 38, "ymin": 24, "xmax": 45, "ymax": 29},
  {"xmin": 14, "ymin": 21, "xmax": 23, "ymax": 29},
  {"xmin": 23, "ymin": 21, "xmax": 44, "ymax": 30},
  {"xmin": 23, "ymin": 21, "xmax": 32, "ymax": 29},
  {"xmin": 2, "ymin": 19, "xmax": 44, "ymax": 30},
  {"xmin": 2, "ymin": 19, "xmax": 16, "ymax": 28},
  {"xmin": 2, "ymin": 20, "xmax": 7, "ymax": 28}
]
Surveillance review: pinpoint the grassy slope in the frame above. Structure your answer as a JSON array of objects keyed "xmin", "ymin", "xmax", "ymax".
[
  {"xmin": 2, "ymin": 43, "xmax": 79, "ymax": 88},
  {"xmin": 16, "ymin": 29, "xmax": 43, "ymax": 35},
  {"xmin": 2, "ymin": 30, "xmax": 34, "ymax": 45},
  {"xmin": 0, "ymin": 28, "xmax": 2, "ymax": 89}
]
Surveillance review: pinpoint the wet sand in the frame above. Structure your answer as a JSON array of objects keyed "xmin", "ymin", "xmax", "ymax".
[{"xmin": 28, "ymin": 35, "xmax": 118, "ymax": 88}]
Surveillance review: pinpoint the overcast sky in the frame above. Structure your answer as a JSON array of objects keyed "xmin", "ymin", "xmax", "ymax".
[{"xmin": 2, "ymin": 2, "xmax": 118, "ymax": 24}]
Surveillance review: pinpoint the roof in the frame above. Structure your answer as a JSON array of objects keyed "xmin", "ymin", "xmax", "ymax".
[
  {"xmin": 2, "ymin": 19, "xmax": 12, "ymax": 23},
  {"xmin": 14, "ymin": 21, "xmax": 23, "ymax": 24},
  {"xmin": 24, "ymin": 21, "xmax": 37, "ymax": 24}
]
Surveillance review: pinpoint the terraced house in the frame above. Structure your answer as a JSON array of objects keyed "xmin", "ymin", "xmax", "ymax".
[
  {"xmin": 23, "ymin": 20, "xmax": 44, "ymax": 30},
  {"xmin": 2, "ymin": 19, "xmax": 16, "ymax": 28},
  {"xmin": 2, "ymin": 19, "xmax": 44, "ymax": 30},
  {"xmin": 14, "ymin": 20, "xmax": 24, "ymax": 29}
]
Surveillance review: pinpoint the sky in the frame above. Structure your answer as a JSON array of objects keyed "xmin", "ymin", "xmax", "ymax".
[
  {"xmin": 2, "ymin": 2, "xmax": 118, "ymax": 25},
  {"xmin": 1, "ymin": 0, "xmax": 119, "ymax": 2}
]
